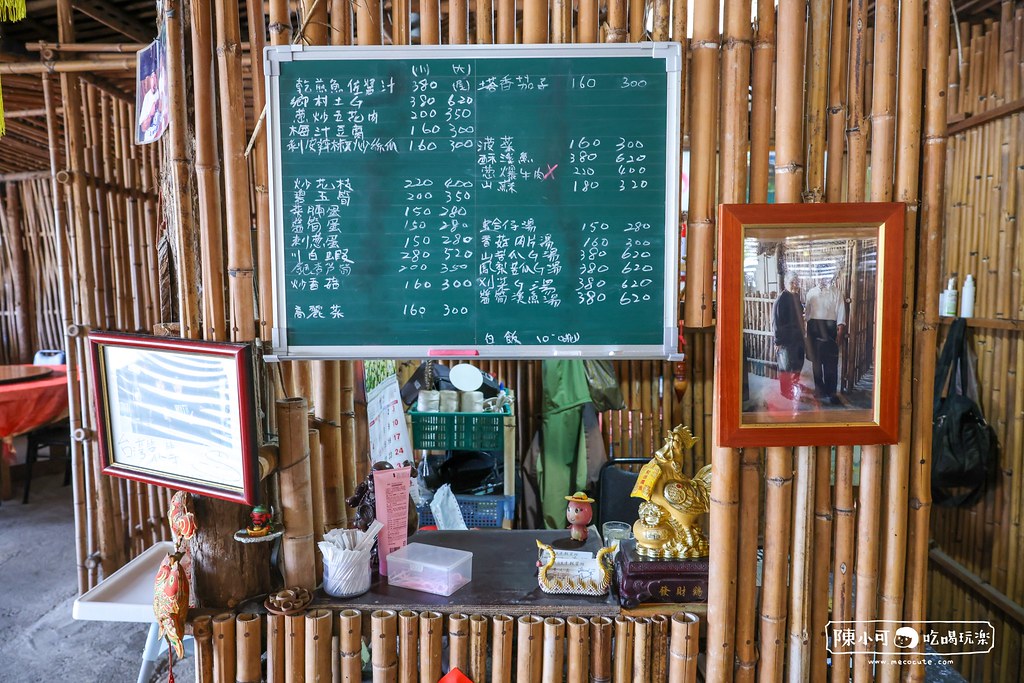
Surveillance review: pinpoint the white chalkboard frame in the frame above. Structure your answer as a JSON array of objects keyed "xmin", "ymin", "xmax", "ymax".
[{"xmin": 265, "ymin": 42, "xmax": 682, "ymax": 360}]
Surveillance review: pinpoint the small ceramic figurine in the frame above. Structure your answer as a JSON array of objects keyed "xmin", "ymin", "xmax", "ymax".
[
  {"xmin": 564, "ymin": 491, "xmax": 595, "ymax": 542},
  {"xmin": 247, "ymin": 505, "xmax": 273, "ymax": 537}
]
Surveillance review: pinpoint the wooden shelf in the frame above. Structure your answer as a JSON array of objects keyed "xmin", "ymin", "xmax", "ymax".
[{"xmin": 939, "ymin": 316, "xmax": 1024, "ymax": 332}]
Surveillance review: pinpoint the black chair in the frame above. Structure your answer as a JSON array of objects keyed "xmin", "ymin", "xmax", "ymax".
[
  {"xmin": 22, "ymin": 350, "xmax": 71, "ymax": 504},
  {"xmin": 595, "ymin": 457, "xmax": 649, "ymax": 531}
]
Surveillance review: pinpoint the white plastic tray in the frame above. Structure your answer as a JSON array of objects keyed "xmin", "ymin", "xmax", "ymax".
[{"xmin": 72, "ymin": 541, "xmax": 175, "ymax": 622}]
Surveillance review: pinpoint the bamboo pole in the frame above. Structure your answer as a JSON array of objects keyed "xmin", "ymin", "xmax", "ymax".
[
  {"xmin": 734, "ymin": 448, "xmax": 760, "ymax": 683},
  {"xmin": 517, "ymin": 615, "xmax": 544, "ymax": 683},
  {"xmin": 523, "ymin": 0, "xmax": 547, "ymax": 43},
  {"xmin": 650, "ymin": 615, "xmax": 667, "ymax": 683},
  {"xmin": 214, "ymin": 0, "xmax": 257, "ymax": 343},
  {"xmin": 268, "ymin": 614, "xmax": 286, "ymax": 683},
  {"xmin": 270, "ymin": 0, "xmax": 292, "ymax": 43},
  {"xmin": 399, "ymin": 610, "xmax": 419, "ymax": 683},
  {"xmin": 313, "ymin": 363, "xmax": 346, "ymax": 528},
  {"xmin": 301, "ymin": 0, "xmax": 329, "ymax": 44},
  {"xmin": 193, "ymin": 615, "xmax": 215, "ymax": 683},
  {"xmin": 213, "ymin": 613, "xmax": 237, "ymax": 683},
  {"xmin": 5, "ymin": 184, "xmax": 29, "ymax": 361},
  {"xmin": 683, "ymin": 0, "xmax": 719, "ymax": 327},
  {"xmin": 542, "ymin": 617, "xmax": 566, "ymax": 683},
  {"xmin": 308, "ymin": 428, "xmax": 325, "ymax": 583},
  {"xmin": 355, "ymin": 0, "xmax": 382, "ymax": 44},
  {"xmin": 304, "ymin": 609, "xmax": 333, "ymax": 681},
  {"xmin": 853, "ymin": 445, "xmax": 883, "ymax": 682},
  {"xmin": 788, "ymin": 447, "xmax": 816, "ymax": 680},
  {"xmin": 372, "ymin": 610, "xmax": 398, "ymax": 683},
  {"xmin": 246, "ymin": 0, "xmax": 275, "ymax": 340},
  {"xmin": 705, "ymin": 439, "xmax": 738, "ymax": 683},
  {"xmin": 607, "ymin": 0, "xmax": 627, "ymax": 42},
  {"xmin": 613, "ymin": 616, "xmax": 633, "ymax": 683},
  {"xmin": 809, "ymin": 446, "xmax": 832, "ymax": 683},
  {"xmin": 340, "ymin": 610, "xmax": 363, "ymax": 683},
  {"xmin": 331, "ymin": 0, "xmax": 352, "ymax": 44},
  {"xmin": 631, "ymin": 617, "xmax": 650, "ymax": 683},
  {"xmin": 825, "ymin": 0, "xmax": 849, "ymax": 202},
  {"xmin": 590, "ymin": 616, "xmax": 612, "ymax": 683},
  {"xmin": 420, "ymin": 611, "xmax": 443, "ymax": 683},
  {"xmin": 469, "ymin": 614, "xmax": 489, "ymax": 682},
  {"xmin": 189, "ymin": 0, "xmax": 226, "ymax": 341},
  {"xmin": 421, "ymin": 0, "xmax": 440, "ymax": 44},
  {"xmin": 577, "ymin": 0, "xmax": 597, "ymax": 43},
  {"xmin": 759, "ymin": 448, "xmax": 793, "ymax": 683},
  {"xmin": 340, "ymin": 361, "xmax": 358, "ymax": 501},
  {"xmin": 668, "ymin": 613, "xmax": 699, "ymax": 683},
  {"xmin": 475, "ymin": 0, "xmax": 493, "ymax": 44},
  {"xmin": 449, "ymin": 613, "xmax": 470, "ymax": 673},
  {"xmin": 846, "ymin": 0, "xmax": 868, "ymax": 202},
  {"xmin": 719, "ymin": 0, "xmax": 752, "ymax": 204},
  {"xmin": 235, "ymin": 613, "xmax": 262, "ymax": 683},
  {"xmin": 803, "ymin": 0, "xmax": 830, "ymax": 201},
  {"xmin": 286, "ymin": 612, "xmax": 306, "ymax": 683},
  {"xmin": 492, "ymin": 615, "xmax": 514, "ymax": 683},
  {"xmin": 904, "ymin": 2, "xmax": 951, "ymax": 680},
  {"xmin": 277, "ymin": 397, "xmax": 316, "ymax": 589},
  {"xmin": 565, "ymin": 617, "xmax": 588, "ymax": 683}
]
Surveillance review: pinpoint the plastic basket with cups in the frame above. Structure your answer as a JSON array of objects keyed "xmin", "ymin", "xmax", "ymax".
[
  {"xmin": 319, "ymin": 520, "xmax": 382, "ymax": 598},
  {"xmin": 411, "ymin": 362, "xmax": 513, "ymax": 451}
]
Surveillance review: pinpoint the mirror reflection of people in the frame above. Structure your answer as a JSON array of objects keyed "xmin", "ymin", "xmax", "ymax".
[
  {"xmin": 772, "ymin": 271, "xmax": 806, "ymax": 401},
  {"xmin": 804, "ymin": 276, "xmax": 847, "ymax": 405}
]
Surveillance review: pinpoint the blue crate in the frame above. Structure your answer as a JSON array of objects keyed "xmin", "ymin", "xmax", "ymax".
[{"xmin": 417, "ymin": 494, "xmax": 514, "ymax": 529}]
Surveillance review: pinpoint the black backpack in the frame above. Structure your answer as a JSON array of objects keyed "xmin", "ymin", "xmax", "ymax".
[{"xmin": 931, "ymin": 318, "xmax": 998, "ymax": 507}]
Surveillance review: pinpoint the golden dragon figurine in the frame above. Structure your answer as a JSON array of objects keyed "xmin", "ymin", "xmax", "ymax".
[{"xmin": 535, "ymin": 540, "xmax": 617, "ymax": 596}]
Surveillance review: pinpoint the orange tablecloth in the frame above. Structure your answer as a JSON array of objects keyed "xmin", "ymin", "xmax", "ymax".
[{"xmin": 0, "ymin": 365, "xmax": 70, "ymax": 464}]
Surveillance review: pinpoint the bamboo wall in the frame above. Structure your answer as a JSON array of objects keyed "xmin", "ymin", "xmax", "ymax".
[
  {"xmin": 930, "ymin": 8, "xmax": 1024, "ymax": 681},
  {"xmin": 0, "ymin": 179, "xmax": 64, "ymax": 363},
  {"xmin": 188, "ymin": 608, "xmax": 701, "ymax": 683}
]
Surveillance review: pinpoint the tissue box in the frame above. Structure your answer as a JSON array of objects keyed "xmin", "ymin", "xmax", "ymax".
[{"xmin": 386, "ymin": 543, "xmax": 473, "ymax": 596}]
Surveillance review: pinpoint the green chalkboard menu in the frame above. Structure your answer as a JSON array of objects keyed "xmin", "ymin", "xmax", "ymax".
[{"xmin": 266, "ymin": 44, "xmax": 681, "ymax": 359}]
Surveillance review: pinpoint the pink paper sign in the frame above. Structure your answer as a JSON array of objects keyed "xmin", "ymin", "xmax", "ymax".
[{"xmin": 373, "ymin": 466, "xmax": 411, "ymax": 576}]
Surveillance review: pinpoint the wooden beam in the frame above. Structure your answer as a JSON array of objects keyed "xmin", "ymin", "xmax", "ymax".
[
  {"xmin": 71, "ymin": 0, "xmax": 153, "ymax": 43},
  {"xmin": 0, "ymin": 57, "xmax": 136, "ymax": 74},
  {"xmin": 947, "ymin": 96, "xmax": 1024, "ymax": 135},
  {"xmin": 27, "ymin": 41, "xmax": 147, "ymax": 52}
]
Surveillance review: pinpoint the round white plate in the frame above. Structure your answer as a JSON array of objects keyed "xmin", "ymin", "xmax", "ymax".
[{"xmin": 449, "ymin": 363, "xmax": 483, "ymax": 391}]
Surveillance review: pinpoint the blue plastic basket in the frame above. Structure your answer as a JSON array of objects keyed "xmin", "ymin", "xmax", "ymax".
[{"xmin": 417, "ymin": 494, "xmax": 514, "ymax": 529}]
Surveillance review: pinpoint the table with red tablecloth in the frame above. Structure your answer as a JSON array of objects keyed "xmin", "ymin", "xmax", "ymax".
[{"xmin": 0, "ymin": 365, "xmax": 70, "ymax": 499}]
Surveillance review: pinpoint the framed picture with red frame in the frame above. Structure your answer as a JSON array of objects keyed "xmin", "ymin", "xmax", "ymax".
[
  {"xmin": 88, "ymin": 331, "xmax": 260, "ymax": 504},
  {"xmin": 715, "ymin": 202, "xmax": 904, "ymax": 448}
]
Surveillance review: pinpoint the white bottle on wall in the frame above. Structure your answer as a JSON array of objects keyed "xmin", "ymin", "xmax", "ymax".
[
  {"xmin": 960, "ymin": 274, "xmax": 976, "ymax": 318},
  {"xmin": 940, "ymin": 277, "xmax": 958, "ymax": 317}
]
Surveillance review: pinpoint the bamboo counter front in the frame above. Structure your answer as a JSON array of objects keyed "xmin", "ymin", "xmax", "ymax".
[{"xmin": 314, "ymin": 530, "xmax": 620, "ymax": 618}]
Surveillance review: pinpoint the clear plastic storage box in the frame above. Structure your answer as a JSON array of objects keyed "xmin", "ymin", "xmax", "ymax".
[{"xmin": 386, "ymin": 543, "xmax": 473, "ymax": 596}]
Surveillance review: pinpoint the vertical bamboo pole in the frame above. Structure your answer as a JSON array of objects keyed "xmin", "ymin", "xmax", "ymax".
[
  {"xmin": 492, "ymin": 615, "xmax": 514, "ymax": 683},
  {"xmin": 476, "ymin": 0, "xmax": 493, "ymax": 44},
  {"xmin": 775, "ymin": 0, "xmax": 806, "ymax": 202},
  {"xmin": 846, "ymin": 0, "xmax": 868, "ymax": 202},
  {"xmin": 372, "ymin": 610, "xmax": 398, "ymax": 683},
  {"xmin": 803, "ymin": 0, "xmax": 830, "ymax": 201},
  {"xmin": 719, "ymin": 0, "xmax": 752, "ymax": 203},
  {"xmin": 399, "ymin": 611, "xmax": 419, "ymax": 683},
  {"xmin": 331, "ymin": 0, "xmax": 352, "ymax": 44},
  {"xmin": 578, "ymin": 0, "xmax": 598, "ymax": 43},
  {"xmin": 651, "ymin": 615, "xmax": 668, "ymax": 683},
  {"xmin": 853, "ymin": 445, "xmax": 882, "ymax": 682},
  {"xmin": 613, "ymin": 616, "xmax": 634, "ymax": 683},
  {"xmin": 247, "ymin": 0, "xmax": 274, "ymax": 339},
  {"xmin": 683, "ymin": 0, "xmax": 720, "ymax": 327},
  {"xmin": 668, "ymin": 613, "xmax": 699, "ymax": 683},
  {"xmin": 632, "ymin": 618, "xmax": 650, "ymax": 683},
  {"xmin": 905, "ymin": 1, "xmax": 950, "ymax": 680},
  {"xmin": 591, "ymin": 616, "xmax": 612, "ymax": 683},
  {"xmin": 308, "ymin": 428, "xmax": 326, "ymax": 583},
  {"xmin": 304, "ymin": 609, "xmax": 332, "ymax": 682},
  {"xmin": 189, "ymin": 0, "xmax": 227, "ymax": 341},
  {"xmin": 542, "ymin": 617, "xmax": 566, "ymax": 683},
  {"xmin": 449, "ymin": 613, "xmax": 470, "ymax": 673},
  {"xmin": 286, "ymin": 612, "xmax": 306, "ymax": 683},
  {"xmin": 355, "ymin": 0, "xmax": 382, "ymax": 44},
  {"xmin": 450, "ymin": 0, "xmax": 468, "ymax": 43},
  {"xmin": 277, "ymin": 397, "xmax": 316, "ymax": 589},
  {"xmin": 607, "ymin": 0, "xmax": 627, "ymax": 42},
  {"xmin": 706, "ymin": 441, "xmax": 739, "ymax": 683},
  {"xmin": 314, "ymin": 362, "xmax": 346, "ymax": 529},
  {"xmin": 787, "ymin": 448, "xmax": 815, "ymax": 680},
  {"xmin": 825, "ymin": 0, "xmax": 849, "ymax": 202},
  {"xmin": 194, "ymin": 615, "xmax": 215, "ymax": 683},
  {"xmin": 566, "ymin": 616, "xmax": 589, "ymax": 683},
  {"xmin": 268, "ymin": 614, "xmax": 286, "ymax": 683},
  {"xmin": 809, "ymin": 446, "xmax": 832, "ymax": 683},
  {"xmin": 749, "ymin": 0, "xmax": 775, "ymax": 203},
  {"xmin": 214, "ymin": 0, "xmax": 256, "ymax": 342},
  {"xmin": 523, "ymin": 0, "xmax": 548, "ymax": 43},
  {"xmin": 340, "ymin": 361, "xmax": 358, "ymax": 502},
  {"xmin": 470, "ymin": 614, "xmax": 489, "ymax": 682},
  {"xmin": 340, "ymin": 610, "xmax": 363, "ymax": 683},
  {"xmin": 213, "ymin": 613, "xmax": 237, "ymax": 683},
  {"xmin": 421, "ymin": 0, "xmax": 440, "ymax": 44},
  {"xmin": 517, "ymin": 615, "xmax": 544, "ymax": 683},
  {"xmin": 759, "ymin": 448, "xmax": 793, "ymax": 683},
  {"xmin": 237, "ymin": 613, "xmax": 262, "ymax": 683},
  {"xmin": 420, "ymin": 611, "xmax": 443, "ymax": 683},
  {"xmin": 5, "ymin": 183, "xmax": 31, "ymax": 362},
  {"xmin": 735, "ymin": 448, "xmax": 760, "ymax": 683},
  {"xmin": 301, "ymin": 0, "xmax": 329, "ymax": 43},
  {"xmin": 270, "ymin": 0, "xmax": 292, "ymax": 43}
]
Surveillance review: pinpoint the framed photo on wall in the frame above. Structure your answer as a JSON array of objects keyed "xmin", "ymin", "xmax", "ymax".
[
  {"xmin": 715, "ymin": 202, "xmax": 904, "ymax": 447},
  {"xmin": 89, "ymin": 332, "xmax": 259, "ymax": 504}
]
